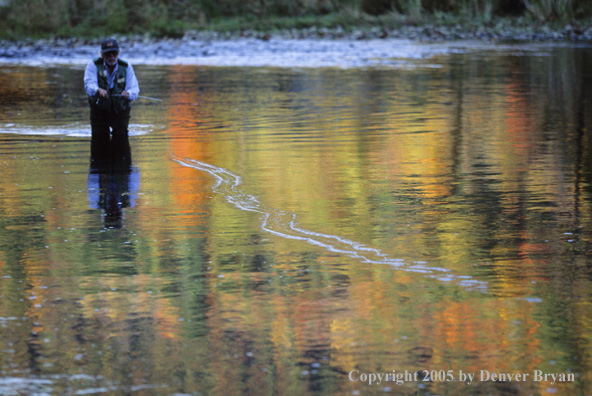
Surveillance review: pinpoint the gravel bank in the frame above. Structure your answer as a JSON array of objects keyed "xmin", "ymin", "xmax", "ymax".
[{"xmin": 1, "ymin": 24, "xmax": 590, "ymax": 68}]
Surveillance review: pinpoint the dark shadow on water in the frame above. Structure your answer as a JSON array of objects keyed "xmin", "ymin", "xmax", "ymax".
[{"xmin": 87, "ymin": 133, "xmax": 140, "ymax": 229}]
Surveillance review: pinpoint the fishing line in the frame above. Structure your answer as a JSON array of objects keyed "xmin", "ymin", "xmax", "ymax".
[{"xmin": 131, "ymin": 95, "xmax": 487, "ymax": 291}]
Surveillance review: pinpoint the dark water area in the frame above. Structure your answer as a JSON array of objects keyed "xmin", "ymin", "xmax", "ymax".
[{"xmin": 0, "ymin": 44, "xmax": 592, "ymax": 395}]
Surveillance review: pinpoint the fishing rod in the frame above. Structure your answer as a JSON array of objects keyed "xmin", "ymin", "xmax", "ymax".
[
  {"xmin": 111, "ymin": 93, "xmax": 167, "ymax": 128},
  {"xmin": 110, "ymin": 94, "xmax": 163, "ymax": 102},
  {"xmin": 108, "ymin": 94, "xmax": 166, "ymax": 115},
  {"xmin": 137, "ymin": 95, "xmax": 164, "ymax": 102}
]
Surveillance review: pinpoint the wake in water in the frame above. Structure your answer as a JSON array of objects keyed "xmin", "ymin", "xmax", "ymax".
[
  {"xmin": 171, "ymin": 155, "xmax": 487, "ymax": 292},
  {"xmin": 0, "ymin": 122, "xmax": 154, "ymax": 137}
]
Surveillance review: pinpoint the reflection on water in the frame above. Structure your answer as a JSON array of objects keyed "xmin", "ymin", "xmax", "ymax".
[
  {"xmin": 0, "ymin": 46, "xmax": 591, "ymax": 395},
  {"xmin": 88, "ymin": 134, "xmax": 139, "ymax": 229}
]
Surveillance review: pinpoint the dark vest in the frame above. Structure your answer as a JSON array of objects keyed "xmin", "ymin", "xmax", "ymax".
[{"xmin": 89, "ymin": 58, "xmax": 130, "ymax": 113}]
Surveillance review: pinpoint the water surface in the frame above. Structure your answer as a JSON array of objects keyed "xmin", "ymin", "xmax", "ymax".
[{"xmin": 0, "ymin": 43, "xmax": 591, "ymax": 395}]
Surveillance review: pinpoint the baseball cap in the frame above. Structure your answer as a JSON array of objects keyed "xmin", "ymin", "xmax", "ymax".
[{"xmin": 101, "ymin": 38, "xmax": 120, "ymax": 53}]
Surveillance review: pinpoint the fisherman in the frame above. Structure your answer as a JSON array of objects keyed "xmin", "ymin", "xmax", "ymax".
[{"xmin": 84, "ymin": 38, "xmax": 139, "ymax": 142}]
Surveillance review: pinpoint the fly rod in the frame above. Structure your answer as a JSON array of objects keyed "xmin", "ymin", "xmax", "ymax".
[{"xmin": 110, "ymin": 94, "xmax": 163, "ymax": 102}]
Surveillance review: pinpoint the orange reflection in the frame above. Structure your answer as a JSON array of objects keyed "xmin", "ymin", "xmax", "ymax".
[{"xmin": 166, "ymin": 66, "xmax": 213, "ymax": 227}]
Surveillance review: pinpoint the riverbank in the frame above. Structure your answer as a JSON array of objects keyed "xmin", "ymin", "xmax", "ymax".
[
  {"xmin": 2, "ymin": 17, "xmax": 592, "ymax": 47},
  {"xmin": 1, "ymin": 19, "xmax": 591, "ymax": 68}
]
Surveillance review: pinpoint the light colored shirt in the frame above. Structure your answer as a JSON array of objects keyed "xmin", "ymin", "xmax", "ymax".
[{"xmin": 84, "ymin": 58, "xmax": 140, "ymax": 101}]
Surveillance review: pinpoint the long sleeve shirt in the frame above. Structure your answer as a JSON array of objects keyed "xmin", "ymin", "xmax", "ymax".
[{"xmin": 84, "ymin": 59, "xmax": 140, "ymax": 101}]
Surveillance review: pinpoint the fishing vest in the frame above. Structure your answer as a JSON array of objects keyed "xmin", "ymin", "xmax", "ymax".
[{"xmin": 89, "ymin": 58, "xmax": 130, "ymax": 113}]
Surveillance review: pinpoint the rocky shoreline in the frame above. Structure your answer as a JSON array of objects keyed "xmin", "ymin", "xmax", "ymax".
[
  {"xmin": 0, "ymin": 23, "xmax": 590, "ymax": 68},
  {"xmin": 226, "ymin": 22, "xmax": 592, "ymax": 41},
  {"xmin": 2, "ymin": 21, "xmax": 592, "ymax": 48}
]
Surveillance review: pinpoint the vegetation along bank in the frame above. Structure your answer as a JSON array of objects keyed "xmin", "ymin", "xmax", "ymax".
[{"xmin": 1, "ymin": 0, "xmax": 591, "ymax": 42}]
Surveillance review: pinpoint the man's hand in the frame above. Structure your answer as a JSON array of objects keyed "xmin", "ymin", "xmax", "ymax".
[
  {"xmin": 121, "ymin": 91, "xmax": 130, "ymax": 100},
  {"xmin": 97, "ymin": 88, "xmax": 108, "ymax": 98}
]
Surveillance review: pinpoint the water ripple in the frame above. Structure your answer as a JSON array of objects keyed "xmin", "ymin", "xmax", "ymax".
[
  {"xmin": 0, "ymin": 123, "xmax": 154, "ymax": 137},
  {"xmin": 172, "ymin": 154, "xmax": 487, "ymax": 292}
]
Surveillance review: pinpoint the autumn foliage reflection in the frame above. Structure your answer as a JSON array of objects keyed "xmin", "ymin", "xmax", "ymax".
[{"xmin": 0, "ymin": 49, "xmax": 591, "ymax": 395}]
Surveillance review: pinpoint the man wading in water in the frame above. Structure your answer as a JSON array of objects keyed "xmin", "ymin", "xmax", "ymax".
[{"xmin": 84, "ymin": 38, "xmax": 139, "ymax": 165}]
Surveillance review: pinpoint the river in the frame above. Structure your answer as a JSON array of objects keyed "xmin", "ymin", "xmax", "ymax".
[{"xmin": 0, "ymin": 39, "xmax": 591, "ymax": 395}]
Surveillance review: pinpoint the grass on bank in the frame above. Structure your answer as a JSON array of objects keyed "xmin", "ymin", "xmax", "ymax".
[
  {"xmin": 0, "ymin": 0, "xmax": 591, "ymax": 40},
  {"xmin": 201, "ymin": 10, "xmax": 590, "ymax": 36}
]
